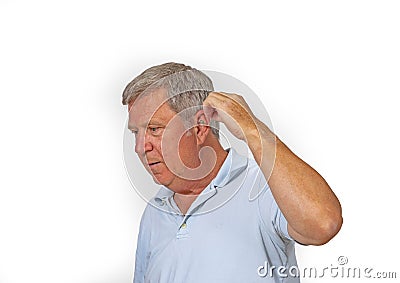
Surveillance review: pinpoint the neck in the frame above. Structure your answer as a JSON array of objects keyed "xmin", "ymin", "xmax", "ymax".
[{"xmin": 173, "ymin": 142, "xmax": 228, "ymax": 214}]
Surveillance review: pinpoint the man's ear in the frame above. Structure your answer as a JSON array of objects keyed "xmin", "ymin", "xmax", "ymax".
[{"xmin": 194, "ymin": 110, "xmax": 210, "ymax": 145}]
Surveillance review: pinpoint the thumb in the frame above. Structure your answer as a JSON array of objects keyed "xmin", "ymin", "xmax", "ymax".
[{"xmin": 203, "ymin": 103, "xmax": 218, "ymax": 123}]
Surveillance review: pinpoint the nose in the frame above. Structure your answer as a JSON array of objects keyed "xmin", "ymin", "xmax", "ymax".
[{"xmin": 134, "ymin": 131, "xmax": 153, "ymax": 155}]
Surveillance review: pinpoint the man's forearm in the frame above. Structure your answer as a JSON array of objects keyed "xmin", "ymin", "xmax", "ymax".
[{"xmin": 246, "ymin": 120, "xmax": 343, "ymax": 245}]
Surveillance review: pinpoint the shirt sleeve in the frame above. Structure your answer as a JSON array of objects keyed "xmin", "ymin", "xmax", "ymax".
[{"xmin": 257, "ymin": 183, "xmax": 293, "ymax": 242}]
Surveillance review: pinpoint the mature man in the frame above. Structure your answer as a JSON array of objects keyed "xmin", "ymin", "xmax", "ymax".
[{"xmin": 122, "ymin": 62, "xmax": 342, "ymax": 283}]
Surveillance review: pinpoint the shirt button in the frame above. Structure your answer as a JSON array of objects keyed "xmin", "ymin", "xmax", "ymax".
[
  {"xmin": 155, "ymin": 198, "xmax": 165, "ymax": 206},
  {"xmin": 181, "ymin": 223, "xmax": 187, "ymax": 229}
]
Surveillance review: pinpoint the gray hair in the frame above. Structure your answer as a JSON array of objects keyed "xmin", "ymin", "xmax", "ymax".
[{"xmin": 122, "ymin": 62, "xmax": 219, "ymax": 138}]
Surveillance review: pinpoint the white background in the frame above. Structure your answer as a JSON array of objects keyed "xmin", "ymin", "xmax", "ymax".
[{"xmin": 0, "ymin": 1, "xmax": 399, "ymax": 282}]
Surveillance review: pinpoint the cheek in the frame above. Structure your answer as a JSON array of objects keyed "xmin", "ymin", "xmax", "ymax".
[
  {"xmin": 179, "ymin": 133, "xmax": 193, "ymax": 151},
  {"xmin": 161, "ymin": 126, "xmax": 186, "ymax": 156},
  {"xmin": 178, "ymin": 132, "xmax": 198, "ymax": 160},
  {"xmin": 160, "ymin": 132, "xmax": 192, "ymax": 167}
]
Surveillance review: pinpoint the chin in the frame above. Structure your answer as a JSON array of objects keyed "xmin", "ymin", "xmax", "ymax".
[
  {"xmin": 151, "ymin": 174, "xmax": 171, "ymax": 187},
  {"xmin": 151, "ymin": 175, "xmax": 162, "ymax": 184}
]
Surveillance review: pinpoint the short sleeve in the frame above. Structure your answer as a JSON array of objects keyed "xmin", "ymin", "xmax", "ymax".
[{"xmin": 257, "ymin": 184, "xmax": 293, "ymax": 242}]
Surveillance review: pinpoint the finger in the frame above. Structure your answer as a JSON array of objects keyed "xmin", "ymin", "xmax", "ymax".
[
  {"xmin": 203, "ymin": 104, "xmax": 223, "ymax": 123},
  {"xmin": 202, "ymin": 104, "xmax": 215, "ymax": 123},
  {"xmin": 207, "ymin": 92, "xmax": 231, "ymax": 103},
  {"xmin": 203, "ymin": 93, "xmax": 226, "ymax": 121},
  {"xmin": 204, "ymin": 91, "xmax": 230, "ymax": 108}
]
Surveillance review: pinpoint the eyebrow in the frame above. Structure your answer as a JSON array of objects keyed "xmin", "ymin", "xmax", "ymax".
[
  {"xmin": 148, "ymin": 118, "xmax": 166, "ymax": 124},
  {"xmin": 128, "ymin": 118, "xmax": 166, "ymax": 130}
]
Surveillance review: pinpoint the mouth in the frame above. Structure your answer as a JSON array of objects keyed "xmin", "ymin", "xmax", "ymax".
[
  {"xmin": 148, "ymin": 161, "xmax": 161, "ymax": 167},
  {"xmin": 147, "ymin": 161, "xmax": 162, "ymax": 174}
]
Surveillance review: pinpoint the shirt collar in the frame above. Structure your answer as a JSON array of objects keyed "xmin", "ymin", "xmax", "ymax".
[{"xmin": 210, "ymin": 147, "xmax": 248, "ymax": 188}]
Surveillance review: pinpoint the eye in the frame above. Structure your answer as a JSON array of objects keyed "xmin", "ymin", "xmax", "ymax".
[
  {"xmin": 148, "ymin": 126, "xmax": 162, "ymax": 135},
  {"xmin": 130, "ymin": 129, "xmax": 138, "ymax": 135}
]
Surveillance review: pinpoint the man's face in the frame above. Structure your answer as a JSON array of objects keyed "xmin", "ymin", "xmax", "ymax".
[{"xmin": 128, "ymin": 88, "xmax": 200, "ymax": 191}]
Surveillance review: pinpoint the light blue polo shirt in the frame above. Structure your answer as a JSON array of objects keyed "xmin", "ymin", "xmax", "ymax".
[{"xmin": 133, "ymin": 148, "xmax": 299, "ymax": 283}]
